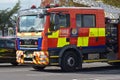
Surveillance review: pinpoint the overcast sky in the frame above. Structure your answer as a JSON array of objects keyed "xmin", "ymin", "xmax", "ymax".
[{"xmin": 0, "ymin": 0, "xmax": 41, "ymax": 10}]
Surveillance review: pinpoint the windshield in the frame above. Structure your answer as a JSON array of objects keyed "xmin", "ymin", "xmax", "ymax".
[{"xmin": 19, "ymin": 15, "xmax": 45, "ymax": 32}]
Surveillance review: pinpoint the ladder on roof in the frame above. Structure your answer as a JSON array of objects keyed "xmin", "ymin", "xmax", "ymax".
[{"xmin": 73, "ymin": 0, "xmax": 120, "ymax": 19}]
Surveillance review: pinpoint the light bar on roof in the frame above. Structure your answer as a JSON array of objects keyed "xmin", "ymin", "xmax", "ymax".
[{"xmin": 18, "ymin": 9, "xmax": 45, "ymax": 16}]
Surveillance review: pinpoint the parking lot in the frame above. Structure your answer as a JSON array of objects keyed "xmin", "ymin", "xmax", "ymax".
[{"xmin": 0, "ymin": 63, "xmax": 120, "ymax": 80}]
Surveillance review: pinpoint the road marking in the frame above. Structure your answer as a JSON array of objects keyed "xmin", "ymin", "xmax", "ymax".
[
  {"xmin": 94, "ymin": 79, "xmax": 99, "ymax": 80},
  {"xmin": 89, "ymin": 78, "xmax": 100, "ymax": 80},
  {"xmin": 0, "ymin": 69, "xmax": 28, "ymax": 73},
  {"xmin": 72, "ymin": 79, "xmax": 78, "ymax": 80}
]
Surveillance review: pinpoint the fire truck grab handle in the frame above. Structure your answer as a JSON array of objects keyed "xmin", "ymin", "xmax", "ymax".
[
  {"xmin": 96, "ymin": 37, "xmax": 98, "ymax": 41},
  {"xmin": 45, "ymin": 32, "xmax": 52, "ymax": 36}
]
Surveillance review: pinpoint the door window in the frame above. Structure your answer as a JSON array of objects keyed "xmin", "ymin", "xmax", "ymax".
[
  {"xmin": 50, "ymin": 13, "xmax": 70, "ymax": 31},
  {"xmin": 76, "ymin": 14, "xmax": 96, "ymax": 27}
]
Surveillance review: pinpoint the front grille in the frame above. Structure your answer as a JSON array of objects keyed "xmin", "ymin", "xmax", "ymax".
[
  {"xmin": 19, "ymin": 39, "xmax": 38, "ymax": 49},
  {"xmin": 24, "ymin": 58, "xmax": 33, "ymax": 61},
  {"xmin": 17, "ymin": 38, "xmax": 42, "ymax": 50},
  {"xmin": 20, "ymin": 45, "xmax": 38, "ymax": 48},
  {"xmin": 20, "ymin": 39, "xmax": 38, "ymax": 45}
]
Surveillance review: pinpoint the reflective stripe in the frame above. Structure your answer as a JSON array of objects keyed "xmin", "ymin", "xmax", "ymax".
[
  {"xmin": 108, "ymin": 60, "xmax": 120, "ymax": 63},
  {"xmin": 99, "ymin": 28, "xmax": 105, "ymax": 36},
  {"xmin": 57, "ymin": 38, "xmax": 70, "ymax": 47},
  {"xmin": 77, "ymin": 37, "xmax": 89, "ymax": 47},
  {"xmin": 89, "ymin": 28, "xmax": 105, "ymax": 37},
  {"xmin": 41, "ymin": 51, "xmax": 49, "ymax": 65},
  {"xmin": 77, "ymin": 28, "xmax": 105, "ymax": 47},
  {"xmin": 83, "ymin": 59, "xmax": 108, "ymax": 63},
  {"xmin": 17, "ymin": 32, "xmax": 42, "ymax": 37},
  {"xmin": 33, "ymin": 51, "xmax": 49, "ymax": 65},
  {"xmin": 16, "ymin": 50, "xmax": 24, "ymax": 63},
  {"xmin": 89, "ymin": 28, "xmax": 98, "ymax": 37},
  {"xmin": 33, "ymin": 52, "xmax": 37, "ymax": 64},
  {"xmin": 47, "ymin": 28, "xmax": 105, "ymax": 48},
  {"xmin": 48, "ymin": 30, "xmax": 59, "ymax": 38}
]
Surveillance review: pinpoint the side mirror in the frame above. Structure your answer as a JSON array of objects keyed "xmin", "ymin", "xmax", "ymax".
[
  {"xmin": 39, "ymin": 14, "xmax": 44, "ymax": 18},
  {"xmin": 105, "ymin": 17, "xmax": 111, "ymax": 24},
  {"xmin": 43, "ymin": 9, "xmax": 50, "ymax": 15}
]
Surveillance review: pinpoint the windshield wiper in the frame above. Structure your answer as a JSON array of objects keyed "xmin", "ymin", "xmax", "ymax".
[
  {"xmin": 28, "ymin": 27, "xmax": 35, "ymax": 32},
  {"xmin": 35, "ymin": 30, "xmax": 43, "ymax": 32},
  {"xmin": 19, "ymin": 30, "xmax": 28, "ymax": 33}
]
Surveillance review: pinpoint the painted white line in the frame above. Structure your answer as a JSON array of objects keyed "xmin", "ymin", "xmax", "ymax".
[{"xmin": 72, "ymin": 79, "xmax": 78, "ymax": 80}]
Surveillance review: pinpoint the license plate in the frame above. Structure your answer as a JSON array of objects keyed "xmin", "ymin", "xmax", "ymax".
[{"xmin": 25, "ymin": 54, "xmax": 33, "ymax": 58}]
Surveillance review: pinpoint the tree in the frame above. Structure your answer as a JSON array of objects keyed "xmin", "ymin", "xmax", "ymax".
[
  {"xmin": 0, "ymin": 0, "xmax": 20, "ymax": 36},
  {"xmin": 60, "ymin": 0, "xmax": 88, "ymax": 7},
  {"xmin": 102, "ymin": 0, "xmax": 120, "ymax": 8},
  {"xmin": 70, "ymin": 0, "xmax": 88, "ymax": 7}
]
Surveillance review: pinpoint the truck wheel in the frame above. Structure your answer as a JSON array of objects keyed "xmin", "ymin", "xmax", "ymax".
[
  {"xmin": 61, "ymin": 51, "xmax": 81, "ymax": 72},
  {"xmin": 32, "ymin": 65, "xmax": 45, "ymax": 71}
]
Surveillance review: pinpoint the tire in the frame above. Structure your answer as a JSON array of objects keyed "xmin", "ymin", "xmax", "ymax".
[
  {"xmin": 60, "ymin": 51, "xmax": 82, "ymax": 72},
  {"xmin": 32, "ymin": 65, "xmax": 45, "ymax": 71},
  {"xmin": 11, "ymin": 62, "xmax": 19, "ymax": 66}
]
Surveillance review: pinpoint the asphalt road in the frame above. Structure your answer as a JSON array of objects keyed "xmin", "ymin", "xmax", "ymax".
[{"xmin": 0, "ymin": 63, "xmax": 120, "ymax": 80}]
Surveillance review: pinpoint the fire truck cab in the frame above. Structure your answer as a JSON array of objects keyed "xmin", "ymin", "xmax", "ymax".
[
  {"xmin": 16, "ymin": 7, "xmax": 120, "ymax": 72},
  {"xmin": 16, "ymin": 8, "xmax": 46, "ymax": 64}
]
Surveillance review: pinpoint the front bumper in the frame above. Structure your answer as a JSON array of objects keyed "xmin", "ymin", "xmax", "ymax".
[
  {"xmin": 16, "ymin": 50, "xmax": 34, "ymax": 64},
  {"xmin": 33, "ymin": 51, "xmax": 49, "ymax": 65},
  {"xmin": 16, "ymin": 50, "xmax": 49, "ymax": 65}
]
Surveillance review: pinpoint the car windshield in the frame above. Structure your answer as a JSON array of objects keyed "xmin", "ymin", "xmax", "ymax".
[
  {"xmin": 19, "ymin": 15, "xmax": 45, "ymax": 32},
  {"xmin": 0, "ymin": 40, "xmax": 15, "ymax": 48}
]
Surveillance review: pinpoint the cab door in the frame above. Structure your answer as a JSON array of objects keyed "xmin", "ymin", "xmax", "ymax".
[
  {"xmin": 76, "ymin": 11, "xmax": 106, "ymax": 53},
  {"xmin": 76, "ymin": 14, "xmax": 98, "ymax": 47},
  {"xmin": 47, "ymin": 13, "xmax": 71, "ymax": 49}
]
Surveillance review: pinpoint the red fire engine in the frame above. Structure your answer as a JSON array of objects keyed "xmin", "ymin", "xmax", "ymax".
[{"xmin": 16, "ymin": 7, "xmax": 120, "ymax": 71}]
